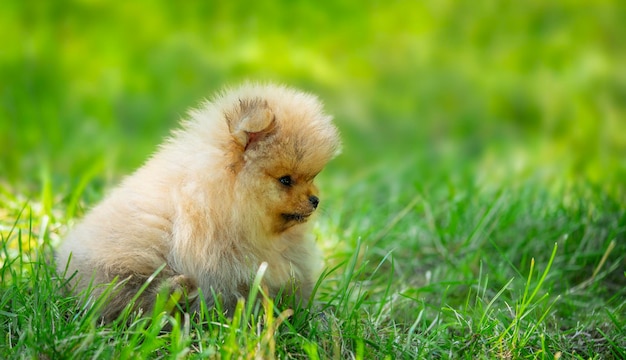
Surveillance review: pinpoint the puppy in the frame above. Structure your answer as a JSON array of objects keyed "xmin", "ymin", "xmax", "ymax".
[{"xmin": 56, "ymin": 83, "xmax": 341, "ymax": 321}]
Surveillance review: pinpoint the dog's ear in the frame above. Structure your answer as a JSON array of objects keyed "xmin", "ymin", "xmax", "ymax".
[{"xmin": 226, "ymin": 98, "xmax": 275, "ymax": 149}]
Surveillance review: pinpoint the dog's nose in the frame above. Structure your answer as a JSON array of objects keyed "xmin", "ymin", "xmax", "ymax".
[{"xmin": 309, "ymin": 195, "xmax": 319, "ymax": 209}]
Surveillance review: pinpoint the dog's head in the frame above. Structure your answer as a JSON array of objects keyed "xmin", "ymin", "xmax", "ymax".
[{"xmin": 223, "ymin": 84, "xmax": 340, "ymax": 234}]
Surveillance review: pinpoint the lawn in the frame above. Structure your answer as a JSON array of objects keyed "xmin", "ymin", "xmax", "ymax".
[{"xmin": 1, "ymin": 1, "xmax": 625, "ymax": 359}]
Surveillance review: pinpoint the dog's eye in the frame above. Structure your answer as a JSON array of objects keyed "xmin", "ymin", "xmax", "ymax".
[{"xmin": 278, "ymin": 175, "xmax": 293, "ymax": 186}]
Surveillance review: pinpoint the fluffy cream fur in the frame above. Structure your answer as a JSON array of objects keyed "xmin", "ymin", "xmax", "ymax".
[{"xmin": 56, "ymin": 83, "xmax": 341, "ymax": 321}]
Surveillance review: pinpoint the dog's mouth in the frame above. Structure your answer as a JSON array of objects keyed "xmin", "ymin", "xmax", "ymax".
[{"xmin": 281, "ymin": 213, "xmax": 311, "ymax": 223}]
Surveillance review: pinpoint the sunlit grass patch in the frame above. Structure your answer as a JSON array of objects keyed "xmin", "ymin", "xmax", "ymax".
[{"xmin": 1, "ymin": 174, "xmax": 625, "ymax": 358}]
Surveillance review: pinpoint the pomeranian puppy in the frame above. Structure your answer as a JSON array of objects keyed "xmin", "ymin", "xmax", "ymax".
[{"xmin": 56, "ymin": 83, "xmax": 341, "ymax": 321}]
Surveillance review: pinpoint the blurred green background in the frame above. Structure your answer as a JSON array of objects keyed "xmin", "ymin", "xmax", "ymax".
[{"xmin": 1, "ymin": 0, "xmax": 625, "ymax": 197}]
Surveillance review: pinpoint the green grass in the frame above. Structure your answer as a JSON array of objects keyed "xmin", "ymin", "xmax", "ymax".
[
  {"xmin": 2, "ymin": 162, "xmax": 624, "ymax": 359},
  {"xmin": 1, "ymin": 0, "xmax": 625, "ymax": 358}
]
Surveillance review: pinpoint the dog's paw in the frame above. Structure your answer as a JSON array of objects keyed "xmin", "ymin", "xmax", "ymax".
[{"xmin": 161, "ymin": 274, "xmax": 199, "ymax": 300}]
